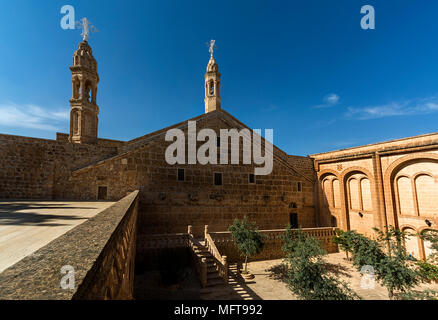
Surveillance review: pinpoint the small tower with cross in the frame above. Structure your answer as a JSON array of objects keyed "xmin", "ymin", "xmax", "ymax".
[
  {"xmin": 68, "ymin": 18, "xmax": 99, "ymax": 144},
  {"xmin": 204, "ymin": 40, "xmax": 221, "ymax": 113}
]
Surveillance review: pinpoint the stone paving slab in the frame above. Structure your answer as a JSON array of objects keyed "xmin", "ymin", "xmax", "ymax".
[{"xmin": 0, "ymin": 201, "xmax": 115, "ymax": 273}]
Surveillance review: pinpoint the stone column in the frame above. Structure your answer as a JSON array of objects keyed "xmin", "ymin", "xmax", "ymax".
[
  {"xmin": 222, "ymin": 256, "xmax": 228, "ymax": 284},
  {"xmin": 339, "ymin": 178, "xmax": 349, "ymax": 231},
  {"xmin": 204, "ymin": 225, "xmax": 209, "ymax": 239},
  {"xmin": 372, "ymin": 152, "xmax": 388, "ymax": 231}
]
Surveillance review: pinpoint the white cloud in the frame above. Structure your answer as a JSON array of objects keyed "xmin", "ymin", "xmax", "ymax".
[
  {"xmin": 345, "ymin": 96, "xmax": 438, "ymax": 120},
  {"xmin": 312, "ymin": 93, "xmax": 340, "ymax": 109},
  {"xmin": 324, "ymin": 93, "xmax": 340, "ymax": 105},
  {"xmin": 0, "ymin": 103, "xmax": 69, "ymax": 131}
]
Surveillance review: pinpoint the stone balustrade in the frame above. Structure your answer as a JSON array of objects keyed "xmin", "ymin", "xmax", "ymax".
[
  {"xmin": 204, "ymin": 225, "xmax": 228, "ymax": 284},
  {"xmin": 209, "ymin": 227, "xmax": 339, "ymax": 263},
  {"xmin": 137, "ymin": 233, "xmax": 189, "ymax": 250}
]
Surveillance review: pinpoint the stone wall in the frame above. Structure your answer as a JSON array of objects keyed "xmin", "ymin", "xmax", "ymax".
[
  {"xmin": 69, "ymin": 111, "xmax": 317, "ymax": 237},
  {"xmin": 0, "ymin": 191, "xmax": 139, "ymax": 300},
  {"xmin": 0, "ymin": 133, "xmax": 118, "ymax": 200},
  {"xmin": 287, "ymin": 155, "xmax": 316, "ymax": 181},
  {"xmin": 56, "ymin": 132, "xmax": 125, "ymax": 148},
  {"xmin": 312, "ymin": 132, "xmax": 438, "ymax": 259}
]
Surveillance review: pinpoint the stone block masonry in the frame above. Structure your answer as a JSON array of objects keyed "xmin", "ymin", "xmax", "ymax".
[
  {"xmin": 0, "ymin": 133, "xmax": 119, "ymax": 200},
  {"xmin": 69, "ymin": 111, "xmax": 317, "ymax": 237}
]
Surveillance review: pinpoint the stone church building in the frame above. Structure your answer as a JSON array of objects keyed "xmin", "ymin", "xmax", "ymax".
[{"xmin": 0, "ymin": 40, "xmax": 437, "ymax": 260}]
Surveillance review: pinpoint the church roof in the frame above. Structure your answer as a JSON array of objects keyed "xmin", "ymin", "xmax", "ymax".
[{"xmin": 73, "ymin": 109, "xmax": 314, "ymax": 182}]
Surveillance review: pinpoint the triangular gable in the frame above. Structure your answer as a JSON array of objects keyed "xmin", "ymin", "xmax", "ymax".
[{"xmin": 73, "ymin": 109, "xmax": 314, "ymax": 182}]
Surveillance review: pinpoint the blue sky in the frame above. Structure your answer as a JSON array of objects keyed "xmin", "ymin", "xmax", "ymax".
[{"xmin": 1, "ymin": 0, "xmax": 438, "ymax": 156}]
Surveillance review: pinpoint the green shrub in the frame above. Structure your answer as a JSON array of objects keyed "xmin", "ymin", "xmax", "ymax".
[
  {"xmin": 333, "ymin": 227, "xmax": 419, "ymax": 299},
  {"xmin": 283, "ymin": 226, "xmax": 359, "ymax": 300},
  {"xmin": 417, "ymin": 261, "xmax": 438, "ymax": 282}
]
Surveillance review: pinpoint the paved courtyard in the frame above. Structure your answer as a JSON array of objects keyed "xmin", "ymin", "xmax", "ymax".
[
  {"xmin": 0, "ymin": 201, "xmax": 115, "ymax": 273},
  {"xmin": 242, "ymin": 253, "xmax": 438, "ymax": 300}
]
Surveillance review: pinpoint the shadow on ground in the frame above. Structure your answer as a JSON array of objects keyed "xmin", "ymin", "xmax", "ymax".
[{"xmin": 0, "ymin": 202, "xmax": 97, "ymax": 226}]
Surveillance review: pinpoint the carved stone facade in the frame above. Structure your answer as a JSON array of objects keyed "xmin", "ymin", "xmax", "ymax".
[{"xmin": 312, "ymin": 134, "xmax": 438, "ymax": 260}]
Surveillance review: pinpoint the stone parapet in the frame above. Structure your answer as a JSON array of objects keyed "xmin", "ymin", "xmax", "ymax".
[
  {"xmin": 210, "ymin": 227, "xmax": 339, "ymax": 263},
  {"xmin": 0, "ymin": 190, "xmax": 139, "ymax": 300}
]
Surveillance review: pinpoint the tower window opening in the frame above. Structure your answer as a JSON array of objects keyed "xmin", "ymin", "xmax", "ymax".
[
  {"xmin": 85, "ymin": 84, "xmax": 92, "ymax": 103},
  {"xmin": 249, "ymin": 173, "xmax": 255, "ymax": 184},
  {"xmin": 210, "ymin": 82, "xmax": 214, "ymax": 96}
]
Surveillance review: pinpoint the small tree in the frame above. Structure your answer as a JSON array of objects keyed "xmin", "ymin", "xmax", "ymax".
[
  {"xmin": 283, "ymin": 226, "xmax": 359, "ymax": 300},
  {"xmin": 228, "ymin": 216, "xmax": 265, "ymax": 273},
  {"xmin": 333, "ymin": 229, "xmax": 353, "ymax": 260}
]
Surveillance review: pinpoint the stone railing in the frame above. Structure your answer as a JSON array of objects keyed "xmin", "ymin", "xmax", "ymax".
[
  {"xmin": 137, "ymin": 233, "xmax": 189, "ymax": 250},
  {"xmin": 188, "ymin": 226, "xmax": 208, "ymax": 288},
  {"xmin": 204, "ymin": 225, "xmax": 228, "ymax": 284},
  {"xmin": 0, "ymin": 191, "xmax": 139, "ymax": 300},
  {"xmin": 209, "ymin": 227, "xmax": 339, "ymax": 263}
]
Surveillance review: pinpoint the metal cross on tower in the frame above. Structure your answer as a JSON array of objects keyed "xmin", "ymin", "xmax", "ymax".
[
  {"xmin": 75, "ymin": 17, "xmax": 98, "ymax": 41},
  {"xmin": 207, "ymin": 39, "xmax": 217, "ymax": 56}
]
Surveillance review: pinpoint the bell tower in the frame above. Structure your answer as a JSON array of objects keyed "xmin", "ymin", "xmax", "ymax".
[
  {"xmin": 69, "ymin": 40, "xmax": 99, "ymax": 144},
  {"xmin": 204, "ymin": 40, "xmax": 221, "ymax": 113}
]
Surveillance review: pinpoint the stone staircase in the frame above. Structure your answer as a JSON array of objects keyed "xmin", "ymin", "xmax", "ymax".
[{"xmin": 192, "ymin": 239, "xmax": 257, "ymax": 300}]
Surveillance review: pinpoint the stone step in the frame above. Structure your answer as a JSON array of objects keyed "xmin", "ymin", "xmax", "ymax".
[
  {"xmin": 200, "ymin": 284, "xmax": 229, "ymax": 294},
  {"xmin": 207, "ymin": 273, "xmax": 222, "ymax": 280},
  {"xmin": 205, "ymin": 278, "xmax": 225, "ymax": 287}
]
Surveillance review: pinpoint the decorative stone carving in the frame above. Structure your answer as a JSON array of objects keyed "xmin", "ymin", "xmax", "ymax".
[
  {"xmin": 188, "ymin": 192, "xmax": 199, "ymax": 202},
  {"xmin": 158, "ymin": 192, "xmax": 166, "ymax": 201},
  {"xmin": 210, "ymin": 193, "xmax": 224, "ymax": 201}
]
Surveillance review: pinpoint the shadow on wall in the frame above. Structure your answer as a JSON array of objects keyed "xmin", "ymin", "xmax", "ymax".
[
  {"xmin": 134, "ymin": 247, "xmax": 264, "ymax": 300},
  {"xmin": 0, "ymin": 202, "xmax": 97, "ymax": 226}
]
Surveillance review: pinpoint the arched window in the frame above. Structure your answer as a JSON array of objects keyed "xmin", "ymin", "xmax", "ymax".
[
  {"xmin": 422, "ymin": 229, "xmax": 438, "ymax": 260},
  {"xmin": 85, "ymin": 82, "xmax": 92, "ymax": 103},
  {"xmin": 322, "ymin": 178, "xmax": 332, "ymax": 207},
  {"xmin": 333, "ymin": 179, "xmax": 340, "ymax": 208},
  {"xmin": 415, "ymin": 174, "xmax": 438, "ymax": 217},
  {"xmin": 403, "ymin": 227, "xmax": 420, "ymax": 259},
  {"xmin": 348, "ymin": 178, "xmax": 360, "ymax": 210},
  {"xmin": 73, "ymin": 79, "xmax": 80, "ymax": 99},
  {"xmin": 209, "ymin": 81, "xmax": 215, "ymax": 96},
  {"xmin": 361, "ymin": 178, "xmax": 372, "ymax": 211},
  {"xmin": 395, "ymin": 176, "xmax": 414, "ymax": 215}
]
